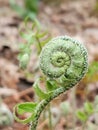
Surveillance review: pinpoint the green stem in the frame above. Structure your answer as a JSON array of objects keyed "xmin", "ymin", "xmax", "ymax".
[
  {"xmin": 36, "ymin": 37, "xmax": 42, "ymax": 52},
  {"xmin": 29, "ymin": 86, "xmax": 71, "ymax": 130}
]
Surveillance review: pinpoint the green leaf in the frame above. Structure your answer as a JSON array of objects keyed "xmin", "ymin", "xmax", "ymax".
[
  {"xmin": 41, "ymin": 37, "xmax": 51, "ymax": 46},
  {"xmin": 14, "ymin": 105, "xmax": 35, "ymax": 124},
  {"xmin": 33, "ymin": 80, "xmax": 49, "ymax": 99},
  {"xmin": 84, "ymin": 102, "xmax": 94, "ymax": 114},
  {"xmin": 24, "ymin": 0, "xmax": 39, "ymax": 13},
  {"xmin": 17, "ymin": 102, "xmax": 37, "ymax": 114},
  {"xmin": 31, "ymin": 22, "xmax": 36, "ymax": 30},
  {"xmin": 34, "ymin": 19, "xmax": 41, "ymax": 30},
  {"xmin": 18, "ymin": 53, "xmax": 30, "ymax": 69},
  {"xmin": 27, "ymin": 11, "xmax": 36, "ymax": 21},
  {"xmin": 46, "ymin": 80, "xmax": 57, "ymax": 91},
  {"xmin": 76, "ymin": 110, "xmax": 87, "ymax": 122},
  {"xmin": 20, "ymin": 32, "xmax": 34, "ymax": 41},
  {"xmin": 37, "ymin": 31, "xmax": 48, "ymax": 38}
]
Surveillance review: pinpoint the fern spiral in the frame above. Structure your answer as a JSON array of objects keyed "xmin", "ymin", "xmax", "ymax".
[{"xmin": 40, "ymin": 36, "xmax": 88, "ymax": 87}]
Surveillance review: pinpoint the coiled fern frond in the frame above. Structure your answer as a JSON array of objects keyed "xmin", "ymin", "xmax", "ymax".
[
  {"xmin": 14, "ymin": 36, "xmax": 88, "ymax": 130},
  {"xmin": 40, "ymin": 36, "xmax": 88, "ymax": 86}
]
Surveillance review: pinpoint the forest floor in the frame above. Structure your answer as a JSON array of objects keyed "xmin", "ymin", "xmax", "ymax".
[{"xmin": 0, "ymin": 0, "xmax": 98, "ymax": 130}]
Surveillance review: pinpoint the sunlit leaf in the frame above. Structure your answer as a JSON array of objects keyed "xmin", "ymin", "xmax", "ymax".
[
  {"xmin": 84, "ymin": 102, "xmax": 94, "ymax": 114},
  {"xmin": 20, "ymin": 32, "xmax": 34, "ymax": 41},
  {"xmin": 76, "ymin": 110, "xmax": 87, "ymax": 122},
  {"xmin": 33, "ymin": 80, "xmax": 49, "ymax": 99},
  {"xmin": 37, "ymin": 31, "xmax": 48, "ymax": 38},
  {"xmin": 24, "ymin": 0, "xmax": 39, "ymax": 13},
  {"xmin": 46, "ymin": 80, "xmax": 57, "ymax": 91},
  {"xmin": 17, "ymin": 102, "xmax": 37, "ymax": 114}
]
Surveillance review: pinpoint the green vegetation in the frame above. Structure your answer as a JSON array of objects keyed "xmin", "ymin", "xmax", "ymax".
[{"xmin": 10, "ymin": 0, "xmax": 39, "ymax": 20}]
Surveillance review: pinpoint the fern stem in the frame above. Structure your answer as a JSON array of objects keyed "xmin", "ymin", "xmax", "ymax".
[{"xmin": 30, "ymin": 86, "xmax": 70, "ymax": 130}]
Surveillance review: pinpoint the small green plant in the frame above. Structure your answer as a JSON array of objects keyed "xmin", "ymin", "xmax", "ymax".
[
  {"xmin": 60, "ymin": 97, "xmax": 98, "ymax": 130},
  {"xmin": 76, "ymin": 102, "xmax": 94, "ymax": 122},
  {"xmin": 10, "ymin": 0, "xmax": 39, "ymax": 20},
  {"xmin": 14, "ymin": 35, "xmax": 88, "ymax": 130},
  {"xmin": 76, "ymin": 97, "xmax": 98, "ymax": 130},
  {"xmin": 18, "ymin": 19, "xmax": 51, "ymax": 69}
]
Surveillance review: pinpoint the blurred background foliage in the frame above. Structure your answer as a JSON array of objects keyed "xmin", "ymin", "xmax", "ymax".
[
  {"xmin": 84, "ymin": 61, "xmax": 98, "ymax": 83},
  {"xmin": 0, "ymin": 0, "xmax": 98, "ymax": 130},
  {"xmin": 10, "ymin": 0, "xmax": 39, "ymax": 20}
]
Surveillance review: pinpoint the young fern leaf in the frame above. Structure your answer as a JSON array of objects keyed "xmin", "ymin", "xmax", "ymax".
[
  {"xmin": 46, "ymin": 80, "xmax": 58, "ymax": 91},
  {"xmin": 33, "ymin": 80, "xmax": 49, "ymax": 99},
  {"xmin": 14, "ymin": 35, "xmax": 88, "ymax": 130},
  {"xmin": 17, "ymin": 102, "xmax": 37, "ymax": 114},
  {"xmin": 13, "ymin": 104, "xmax": 36, "ymax": 124}
]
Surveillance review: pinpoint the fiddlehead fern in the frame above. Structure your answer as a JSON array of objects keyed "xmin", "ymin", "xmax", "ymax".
[
  {"xmin": 14, "ymin": 36, "xmax": 88, "ymax": 130},
  {"xmin": 40, "ymin": 36, "xmax": 88, "ymax": 86}
]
